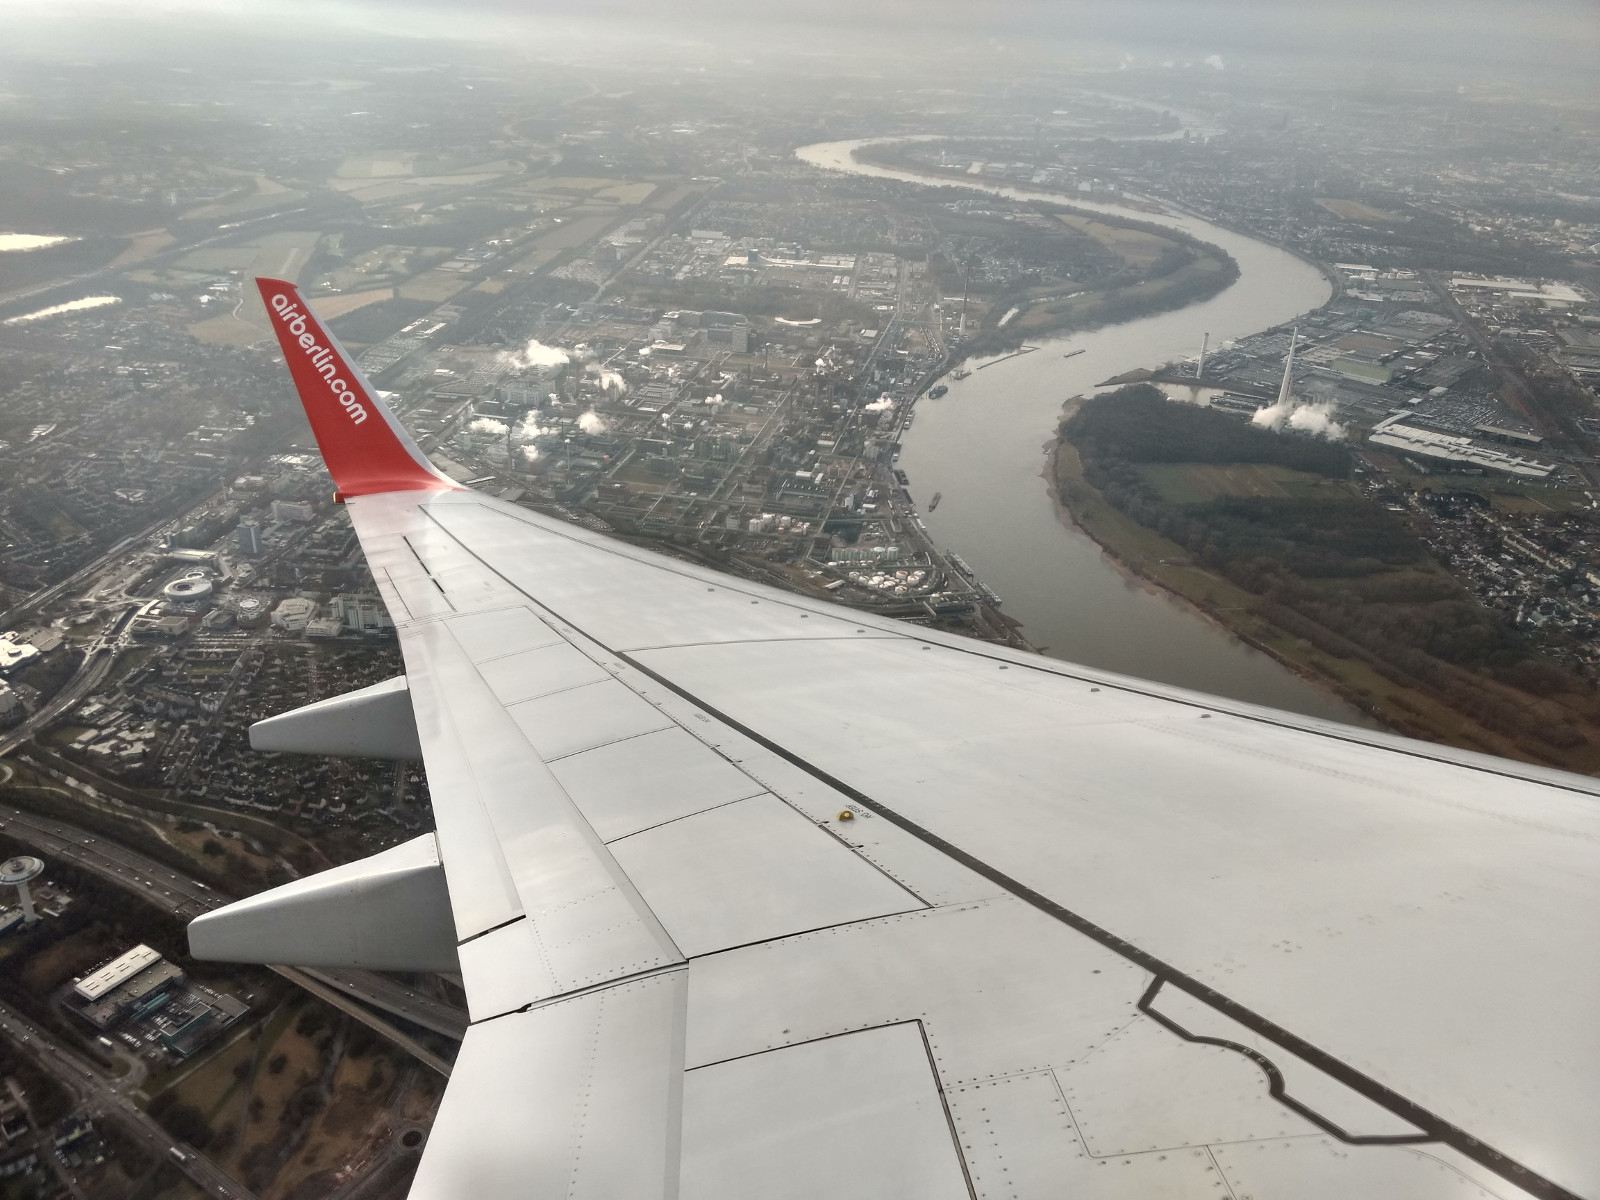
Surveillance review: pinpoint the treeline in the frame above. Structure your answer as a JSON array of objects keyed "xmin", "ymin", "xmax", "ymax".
[
  {"xmin": 963, "ymin": 240, "xmax": 1238, "ymax": 360},
  {"xmin": 1067, "ymin": 385, "xmax": 1351, "ymax": 474},
  {"xmin": 1033, "ymin": 200, "xmax": 1234, "ymax": 263},
  {"xmin": 1062, "ymin": 388, "xmax": 1596, "ymax": 750}
]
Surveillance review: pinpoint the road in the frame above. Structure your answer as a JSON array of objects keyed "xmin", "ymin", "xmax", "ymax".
[
  {"xmin": 0, "ymin": 486, "xmax": 229, "ymax": 631},
  {"xmin": 0, "ymin": 602, "xmax": 140, "ymax": 764},
  {"xmin": 0, "ymin": 806, "xmax": 468, "ymax": 1044},
  {"xmin": 0, "ymin": 649, "xmax": 117, "ymax": 760},
  {"xmin": 0, "ymin": 996, "xmax": 254, "ymax": 1200}
]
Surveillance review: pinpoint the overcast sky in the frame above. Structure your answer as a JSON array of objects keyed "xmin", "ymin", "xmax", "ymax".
[{"xmin": 6, "ymin": 0, "xmax": 1597, "ymax": 87}]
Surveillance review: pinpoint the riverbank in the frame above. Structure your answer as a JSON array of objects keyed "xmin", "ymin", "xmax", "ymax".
[
  {"xmin": 805, "ymin": 135, "xmax": 1362, "ymax": 722},
  {"xmin": 1045, "ymin": 422, "xmax": 1600, "ymax": 770},
  {"xmin": 845, "ymin": 143, "xmax": 1240, "ymax": 366}
]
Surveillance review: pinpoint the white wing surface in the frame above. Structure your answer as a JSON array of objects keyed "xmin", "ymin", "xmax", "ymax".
[{"xmin": 191, "ymin": 281, "xmax": 1600, "ymax": 1200}]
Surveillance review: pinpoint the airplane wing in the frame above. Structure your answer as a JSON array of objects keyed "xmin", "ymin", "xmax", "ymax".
[{"xmin": 189, "ymin": 278, "xmax": 1600, "ymax": 1200}]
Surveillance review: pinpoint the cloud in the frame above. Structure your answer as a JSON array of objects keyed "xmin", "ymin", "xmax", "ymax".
[
  {"xmin": 1252, "ymin": 398, "xmax": 1345, "ymax": 440},
  {"xmin": 1203, "ymin": 53, "xmax": 1225, "ymax": 70},
  {"xmin": 577, "ymin": 411, "xmax": 607, "ymax": 435},
  {"xmin": 498, "ymin": 339, "xmax": 569, "ymax": 371}
]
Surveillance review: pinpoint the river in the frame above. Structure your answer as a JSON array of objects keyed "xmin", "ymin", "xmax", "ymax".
[{"xmin": 797, "ymin": 138, "xmax": 1363, "ymax": 723}]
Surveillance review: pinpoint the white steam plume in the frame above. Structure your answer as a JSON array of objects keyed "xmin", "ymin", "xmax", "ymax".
[
  {"xmin": 585, "ymin": 363, "xmax": 628, "ymax": 393},
  {"xmin": 520, "ymin": 445, "xmax": 541, "ymax": 462},
  {"xmin": 578, "ymin": 411, "xmax": 607, "ymax": 435},
  {"xmin": 1251, "ymin": 398, "xmax": 1293, "ymax": 431},
  {"xmin": 705, "ymin": 393, "xmax": 724, "ymax": 406},
  {"xmin": 498, "ymin": 339, "xmax": 569, "ymax": 371},
  {"xmin": 1286, "ymin": 403, "xmax": 1346, "ymax": 439},
  {"xmin": 469, "ymin": 417, "xmax": 509, "ymax": 436},
  {"xmin": 514, "ymin": 413, "xmax": 555, "ymax": 441},
  {"xmin": 1250, "ymin": 327, "xmax": 1342, "ymax": 439},
  {"xmin": 863, "ymin": 397, "xmax": 894, "ymax": 413},
  {"xmin": 1252, "ymin": 399, "xmax": 1345, "ymax": 440}
]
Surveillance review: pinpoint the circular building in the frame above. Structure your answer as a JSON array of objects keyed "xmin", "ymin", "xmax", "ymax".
[
  {"xmin": 163, "ymin": 576, "xmax": 214, "ymax": 604},
  {"xmin": 0, "ymin": 856, "xmax": 43, "ymax": 886},
  {"xmin": 1, "ymin": 855, "xmax": 44, "ymax": 924},
  {"xmin": 234, "ymin": 596, "xmax": 269, "ymax": 629}
]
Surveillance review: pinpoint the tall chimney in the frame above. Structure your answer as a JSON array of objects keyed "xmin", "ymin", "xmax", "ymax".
[{"xmin": 1277, "ymin": 328, "xmax": 1300, "ymax": 407}]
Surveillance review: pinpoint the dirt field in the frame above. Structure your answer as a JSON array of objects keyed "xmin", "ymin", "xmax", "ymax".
[
  {"xmin": 333, "ymin": 153, "xmax": 419, "ymax": 180},
  {"xmin": 175, "ymin": 248, "xmax": 260, "ymax": 274},
  {"xmin": 645, "ymin": 182, "xmax": 700, "ymax": 212},
  {"xmin": 592, "ymin": 181, "xmax": 657, "ymax": 206},
  {"xmin": 396, "ymin": 270, "xmax": 470, "ymax": 303},
  {"xmin": 108, "ymin": 229, "xmax": 176, "ymax": 269},
  {"xmin": 507, "ymin": 214, "xmax": 618, "ymax": 273},
  {"xmin": 1315, "ymin": 197, "xmax": 1407, "ymax": 224},
  {"xmin": 185, "ymin": 232, "xmax": 323, "ymax": 344},
  {"xmin": 302, "ymin": 288, "xmax": 393, "ymax": 319},
  {"xmin": 181, "ymin": 173, "xmax": 308, "ymax": 222}
]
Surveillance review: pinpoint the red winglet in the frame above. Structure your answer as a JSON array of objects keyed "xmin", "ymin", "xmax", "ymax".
[{"xmin": 255, "ymin": 278, "xmax": 460, "ymax": 498}]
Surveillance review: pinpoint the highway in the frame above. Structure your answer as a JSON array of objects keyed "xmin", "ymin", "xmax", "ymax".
[
  {"xmin": 0, "ymin": 806, "xmax": 468, "ymax": 1047},
  {"xmin": 0, "ymin": 649, "xmax": 116, "ymax": 760},
  {"xmin": 0, "ymin": 602, "xmax": 140, "ymax": 762},
  {"xmin": 0, "ymin": 996, "xmax": 255, "ymax": 1200}
]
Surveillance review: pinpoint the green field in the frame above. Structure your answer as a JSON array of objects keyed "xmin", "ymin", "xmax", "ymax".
[{"xmin": 1139, "ymin": 462, "xmax": 1356, "ymax": 505}]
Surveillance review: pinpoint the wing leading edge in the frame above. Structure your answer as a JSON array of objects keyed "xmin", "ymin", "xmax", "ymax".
[{"xmin": 186, "ymin": 280, "xmax": 1600, "ymax": 1200}]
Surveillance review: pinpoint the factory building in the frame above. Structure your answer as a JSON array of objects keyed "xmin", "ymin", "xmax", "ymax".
[
  {"xmin": 68, "ymin": 944, "xmax": 248, "ymax": 1054},
  {"xmin": 72, "ymin": 945, "xmax": 187, "ymax": 1030},
  {"xmin": 1367, "ymin": 414, "xmax": 1556, "ymax": 480}
]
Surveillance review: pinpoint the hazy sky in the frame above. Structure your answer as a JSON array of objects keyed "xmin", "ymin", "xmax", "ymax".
[{"xmin": 6, "ymin": 0, "xmax": 1597, "ymax": 86}]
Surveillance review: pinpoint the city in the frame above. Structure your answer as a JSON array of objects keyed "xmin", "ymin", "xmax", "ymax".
[{"xmin": 0, "ymin": 4, "xmax": 1597, "ymax": 1198}]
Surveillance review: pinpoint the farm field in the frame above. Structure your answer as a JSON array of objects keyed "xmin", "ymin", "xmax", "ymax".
[
  {"xmin": 1139, "ymin": 461, "xmax": 1359, "ymax": 504},
  {"xmin": 1055, "ymin": 211, "xmax": 1175, "ymax": 268}
]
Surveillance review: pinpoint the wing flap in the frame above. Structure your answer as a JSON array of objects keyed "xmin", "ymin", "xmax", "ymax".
[
  {"xmin": 409, "ymin": 971, "xmax": 686, "ymax": 1200},
  {"xmin": 681, "ymin": 1022, "xmax": 969, "ymax": 1200},
  {"xmin": 547, "ymin": 726, "xmax": 767, "ymax": 841},
  {"xmin": 611, "ymin": 794, "xmax": 922, "ymax": 958},
  {"xmin": 403, "ymin": 615, "xmax": 682, "ymax": 1009}
]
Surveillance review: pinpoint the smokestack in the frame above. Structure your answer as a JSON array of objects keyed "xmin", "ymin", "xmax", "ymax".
[
  {"xmin": 1277, "ymin": 328, "xmax": 1300, "ymax": 407},
  {"xmin": 1198, "ymin": 332, "xmax": 1209, "ymax": 379},
  {"xmin": 959, "ymin": 260, "xmax": 971, "ymax": 338}
]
